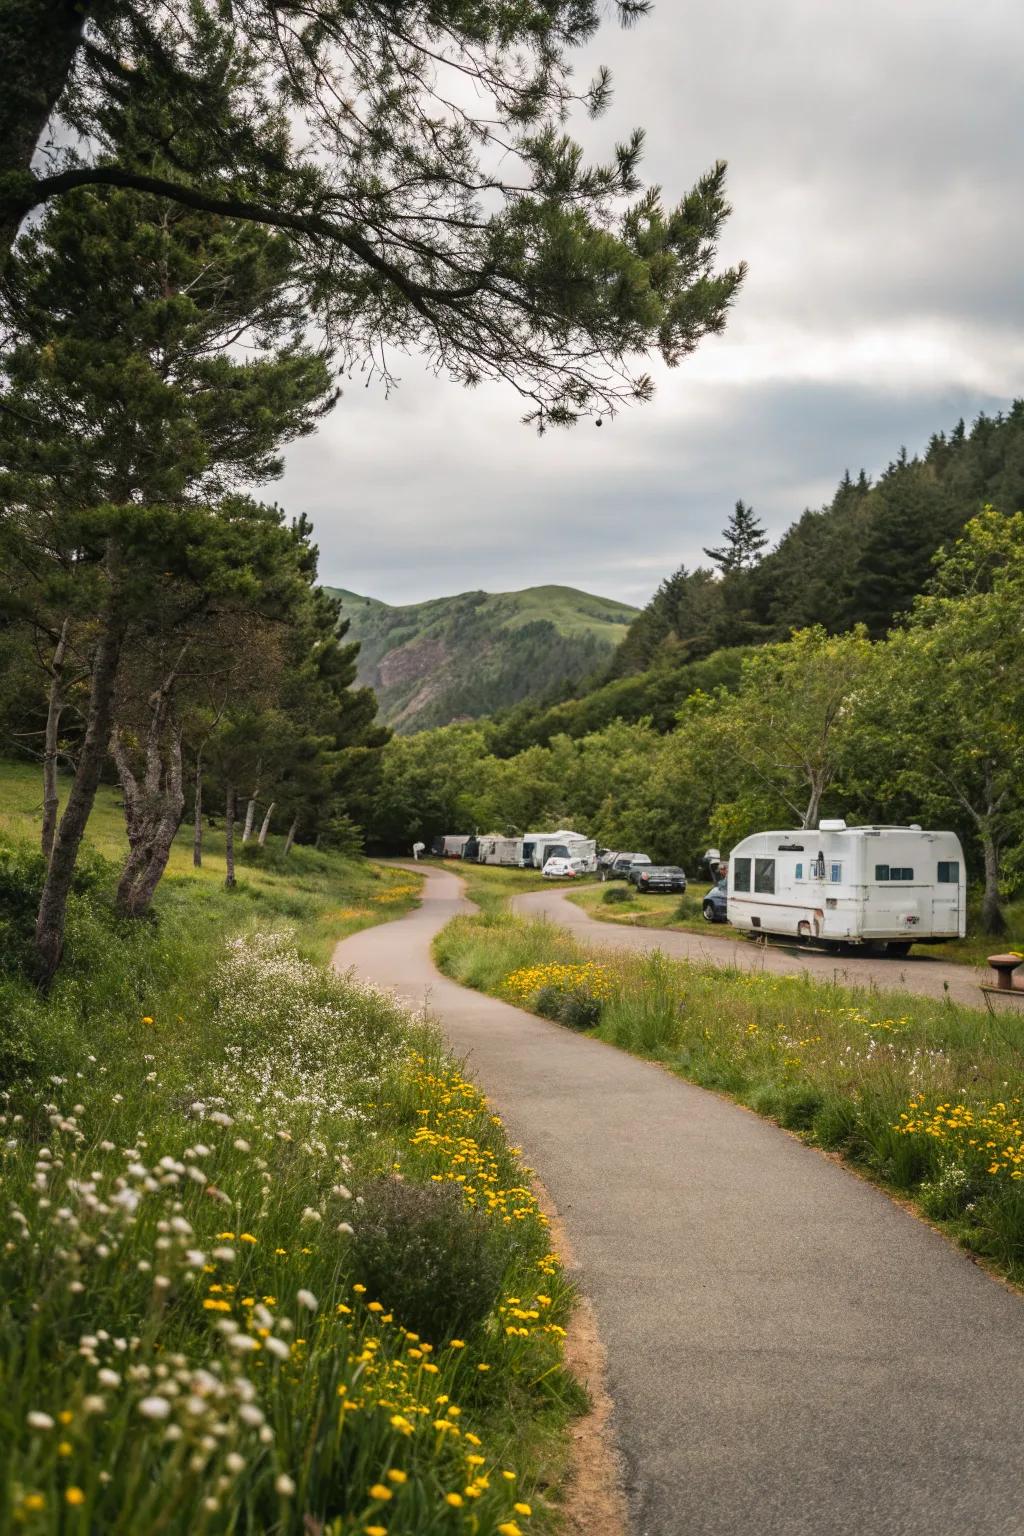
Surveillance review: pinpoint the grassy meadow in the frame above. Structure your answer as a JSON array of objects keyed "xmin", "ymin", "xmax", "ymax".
[
  {"xmin": 0, "ymin": 758, "xmax": 422, "ymax": 965},
  {"xmin": 435, "ymin": 910, "xmax": 1024, "ymax": 1287},
  {"xmin": 0, "ymin": 762, "xmax": 581, "ymax": 1534}
]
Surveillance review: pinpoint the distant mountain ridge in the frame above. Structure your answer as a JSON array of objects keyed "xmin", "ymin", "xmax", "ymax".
[{"xmin": 326, "ymin": 584, "xmax": 638, "ymax": 732}]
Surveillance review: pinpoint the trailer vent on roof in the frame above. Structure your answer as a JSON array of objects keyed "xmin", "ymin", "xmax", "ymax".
[{"xmin": 818, "ymin": 819, "xmax": 847, "ymax": 831}]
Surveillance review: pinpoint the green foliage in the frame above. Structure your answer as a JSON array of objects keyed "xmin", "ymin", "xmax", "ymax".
[
  {"xmin": 350, "ymin": 1179, "xmax": 505, "ymax": 1340},
  {"xmin": 3, "ymin": 0, "xmax": 744, "ymax": 424},
  {"xmin": 602, "ymin": 885, "xmax": 632, "ymax": 904}
]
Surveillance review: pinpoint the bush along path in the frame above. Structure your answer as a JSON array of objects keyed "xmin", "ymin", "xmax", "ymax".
[
  {"xmin": 336, "ymin": 863, "xmax": 1024, "ymax": 1536},
  {"xmin": 1, "ymin": 920, "xmax": 579, "ymax": 1534}
]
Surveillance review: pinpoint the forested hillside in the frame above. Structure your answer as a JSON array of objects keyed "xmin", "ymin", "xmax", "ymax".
[
  {"xmin": 328, "ymin": 585, "xmax": 638, "ymax": 732},
  {"xmin": 477, "ymin": 404, "xmax": 1024, "ymax": 755},
  {"xmin": 613, "ymin": 403, "xmax": 1024, "ymax": 674}
]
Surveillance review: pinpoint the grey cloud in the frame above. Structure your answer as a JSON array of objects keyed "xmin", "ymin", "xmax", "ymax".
[{"xmin": 278, "ymin": 0, "xmax": 1024, "ymax": 607}]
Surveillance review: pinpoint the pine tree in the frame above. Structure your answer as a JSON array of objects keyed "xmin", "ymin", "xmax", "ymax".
[
  {"xmin": 0, "ymin": 184, "xmax": 334, "ymax": 979},
  {"xmin": 703, "ymin": 501, "xmax": 769, "ymax": 574},
  {"xmin": 0, "ymin": 0, "xmax": 745, "ymax": 425}
]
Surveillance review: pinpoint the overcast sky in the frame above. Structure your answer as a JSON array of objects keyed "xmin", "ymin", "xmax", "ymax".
[{"xmin": 279, "ymin": 0, "xmax": 1024, "ymax": 609}]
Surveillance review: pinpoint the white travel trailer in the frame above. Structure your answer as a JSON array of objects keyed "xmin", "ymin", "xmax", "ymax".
[
  {"xmin": 521, "ymin": 831, "xmax": 598, "ymax": 872},
  {"xmin": 726, "ymin": 820, "xmax": 966, "ymax": 953},
  {"xmin": 477, "ymin": 835, "xmax": 524, "ymax": 866},
  {"xmin": 440, "ymin": 834, "xmax": 471, "ymax": 858}
]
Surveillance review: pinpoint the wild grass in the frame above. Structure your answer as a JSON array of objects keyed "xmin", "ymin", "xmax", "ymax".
[
  {"xmin": 0, "ymin": 768, "xmax": 576, "ymax": 1534},
  {"xmin": 435, "ymin": 912, "xmax": 1024, "ymax": 1286},
  {"xmin": 0, "ymin": 758, "xmax": 421, "ymax": 965},
  {"xmin": 569, "ymin": 882, "xmax": 714, "ymax": 936}
]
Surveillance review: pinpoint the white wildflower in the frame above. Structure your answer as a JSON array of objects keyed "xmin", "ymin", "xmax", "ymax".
[{"xmin": 137, "ymin": 1396, "xmax": 172, "ymax": 1420}]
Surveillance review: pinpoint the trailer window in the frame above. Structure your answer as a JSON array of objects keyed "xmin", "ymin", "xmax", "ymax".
[
  {"xmin": 938, "ymin": 861, "xmax": 959, "ymax": 883},
  {"xmin": 795, "ymin": 862, "xmax": 803, "ymax": 880},
  {"xmin": 877, "ymin": 864, "xmax": 914, "ymax": 881},
  {"xmin": 754, "ymin": 858, "xmax": 775, "ymax": 895},
  {"xmin": 733, "ymin": 857, "xmax": 751, "ymax": 892},
  {"xmin": 829, "ymin": 862, "xmax": 843, "ymax": 883}
]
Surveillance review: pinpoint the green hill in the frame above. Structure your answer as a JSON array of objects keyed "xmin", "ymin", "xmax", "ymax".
[{"xmin": 327, "ymin": 584, "xmax": 638, "ymax": 732}]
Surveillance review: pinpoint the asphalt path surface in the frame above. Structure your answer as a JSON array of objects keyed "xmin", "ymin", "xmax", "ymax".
[
  {"xmin": 333, "ymin": 865, "xmax": 1024, "ymax": 1536},
  {"xmin": 515, "ymin": 884, "xmax": 999, "ymax": 1010}
]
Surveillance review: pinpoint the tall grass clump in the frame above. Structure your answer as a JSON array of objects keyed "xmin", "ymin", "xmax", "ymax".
[
  {"xmin": 436, "ymin": 911, "xmax": 1024, "ymax": 1285},
  {"xmin": 1, "ymin": 858, "xmax": 576, "ymax": 1532}
]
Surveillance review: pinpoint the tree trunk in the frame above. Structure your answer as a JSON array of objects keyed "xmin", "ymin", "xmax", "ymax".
[
  {"xmin": 980, "ymin": 828, "xmax": 1006, "ymax": 936},
  {"xmin": 0, "ymin": 0, "xmax": 98, "ymax": 269},
  {"xmin": 34, "ymin": 616, "xmax": 124, "ymax": 984},
  {"xmin": 122, "ymin": 731, "xmax": 185, "ymax": 915},
  {"xmin": 257, "ymin": 801, "xmax": 275, "ymax": 846},
  {"xmin": 192, "ymin": 754, "xmax": 203, "ymax": 868},
  {"xmin": 242, "ymin": 762, "xmax": 261, "ymax": 843},
  {"xmin": 283, "ymin": 816, "xmax": 298, "ymax": 856},
  {"xmin": 111, "ymin": 647, "xmax": 188, "ymax": 917},
  {"xmin": 224, "ymin": 785, "xmax": 237, "ymax": 889},
  {"xmin": 41, "ymin": 616, "xmax": 69, "ymax": 861},
  {"xmin": 803, "ymin": 777, "xmax": 824, "ymax": 831}
]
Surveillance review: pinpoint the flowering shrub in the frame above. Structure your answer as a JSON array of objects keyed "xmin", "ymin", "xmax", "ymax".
[{"xmin": 1, "ymin": 930, "xmax": 573, "ymax": 1533}]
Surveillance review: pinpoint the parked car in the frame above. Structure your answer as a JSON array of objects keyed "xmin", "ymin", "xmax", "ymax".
[
  {"xmin": 542, "ymin": 856, "xmax": 587, "ymax": 880},
  {"xmin": 632, "ymin": 864, "xmax": 687, "ymax": 894},
  {"xmin": 602, "ymin": 852, "xmax": 651, "ymax": 882},
  {"xmin": 702, "ymin": 878, "xmax": 728, "ymax": 923}
]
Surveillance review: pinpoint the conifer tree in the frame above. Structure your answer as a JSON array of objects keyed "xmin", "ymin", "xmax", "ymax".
[
  {"xmin": 0, "ymin": 0, "xmax": 744, "ymax": 425},
  {"xmin": 0, "ymin": 184, "xmax": 334, "ymax": 978},
  {"xmin": 703, "ymin": 500, "xmax": 769, "ymax": 574}
]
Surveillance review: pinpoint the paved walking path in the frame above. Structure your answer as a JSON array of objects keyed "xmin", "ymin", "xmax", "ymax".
[
  {"xmin": 516, "ymin": 885, "xmax": 1001, "ymax": 1010},
  {"xmin": 334, "ymin": 866, "xmax": 1024, "ymax": 1536}
]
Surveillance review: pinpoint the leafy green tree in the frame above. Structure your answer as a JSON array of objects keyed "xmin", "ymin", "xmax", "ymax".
[
  {"xmin": 680, "ymin": 626, "xmax": 875, "ymax": 834},
  {"xmin": 0, "ymin": 186, "xmax": 333, "ymax": 977},
  {"xmin": 1, "ymin": 0, "xmax": 744, "ymax": 424},
  {"xmin": 856, "ymin": 510, "xmax": 1024, "ymax": 933},
  {"xmin": 368, "ymin": 726, "xmax": 490, "ymax": 851}
]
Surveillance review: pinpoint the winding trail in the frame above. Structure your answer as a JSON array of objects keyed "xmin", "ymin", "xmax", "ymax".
[
  {"xmin": 334, "ymin": 866, "xmax": 1024, "ymax": 1536},
  {"xmin": 516, "ymin": 885, "xmax": 996, "ymax": 1010}
]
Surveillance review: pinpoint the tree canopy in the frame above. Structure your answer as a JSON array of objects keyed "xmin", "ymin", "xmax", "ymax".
[{"xmin": 1, "ymin": 0, "xmax": 745, "ymax": 425}]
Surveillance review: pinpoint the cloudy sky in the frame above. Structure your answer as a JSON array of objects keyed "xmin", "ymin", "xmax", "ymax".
[{"xmin": 280, "ymin": 0, "xmax": 1024, "ymax": 609}]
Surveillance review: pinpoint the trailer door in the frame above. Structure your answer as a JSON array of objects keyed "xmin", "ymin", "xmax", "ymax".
[{"xmin": 932, "ymin": 856, "xmax": 962, "ymax": 937}]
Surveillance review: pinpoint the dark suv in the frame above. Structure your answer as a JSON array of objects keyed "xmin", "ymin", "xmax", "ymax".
[
  {"xmin": 601, "ymin": 852, "xmax": 647, "ymax": 882},
  {"xmin": 702, "ymin": 878, "xmax": 728, "ymax": 923},
  {"xmin": 631, "ymin": 865, "xmax": 687, "ymax": 894}
]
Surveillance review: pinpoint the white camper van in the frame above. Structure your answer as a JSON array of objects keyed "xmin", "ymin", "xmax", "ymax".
[
  {"xmin": 440, "ymin": 834, "xmax": 471, "ymax": 858},
  {"xmin": 521, "ymin": 831, "xmax": 598, "ymax": 872},
  {"xmin": 726, "ymin": 820, "xmax": 966, "ymax": 953}
]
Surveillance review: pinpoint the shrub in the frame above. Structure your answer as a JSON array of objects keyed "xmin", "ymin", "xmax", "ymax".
[
  {"xmin": 602, "ymin": 885, "xmax": 632, "ymax": 905},
  {"xmin": 349, "ymin": 1178, "xmax": 505, "ymax": 1339},
  {"xmin": 559, "ymin": 992, "xmax": 603, "ymax": 1030}
]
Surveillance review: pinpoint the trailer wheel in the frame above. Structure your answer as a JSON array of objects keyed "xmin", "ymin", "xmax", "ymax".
[
  {"xmin": 886, "ymin": 940, "xmax": 913, "ymax": 957},
  {"xmin": 797, "ymin": 920, "xmax": 812, "ymax": 944},
  {"xmin": 702, "ymin": 902, "xmax": 716, "ymax": 922}
]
